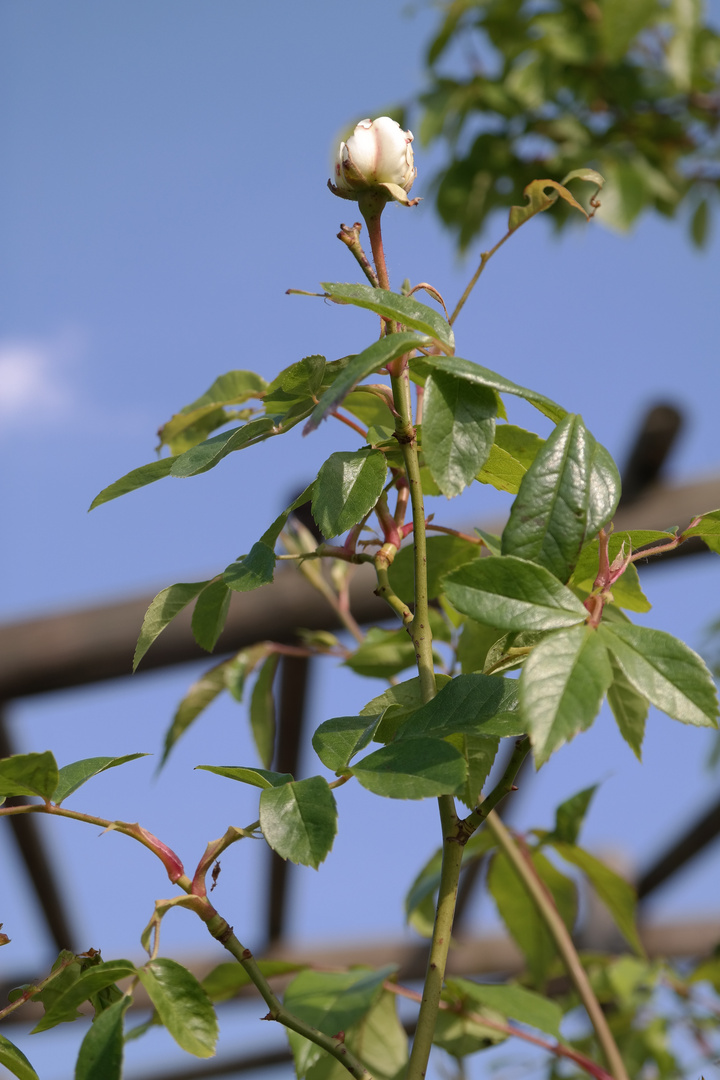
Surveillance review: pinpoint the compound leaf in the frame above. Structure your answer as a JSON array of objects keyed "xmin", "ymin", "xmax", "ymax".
[{"xmin": 599, "ymin": 623, "xmax": 718, "ymax": 728}]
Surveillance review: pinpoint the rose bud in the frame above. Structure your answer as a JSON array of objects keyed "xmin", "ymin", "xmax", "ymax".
[{"xmin": 329, "ymin": 117, "xmax": 419, "ymax": 206}]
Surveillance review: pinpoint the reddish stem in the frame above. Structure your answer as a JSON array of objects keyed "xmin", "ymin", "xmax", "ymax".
[{"xmin": 385, "ymin": 982, "xmax": 613, "ymax": 1080}]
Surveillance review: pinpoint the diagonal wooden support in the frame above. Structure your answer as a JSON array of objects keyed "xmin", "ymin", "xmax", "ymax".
[{"xmin": 0, "ymin": 708, "xmax": 77, "ymax": 953}]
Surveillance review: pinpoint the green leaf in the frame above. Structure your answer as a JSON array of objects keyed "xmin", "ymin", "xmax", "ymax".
[
  {"xmin": 304, "ymin": 991, "xmax": 408, "ymax": 1080},
  {"xmin": 133, "ymin": 581, "xmax": 209, "ymax": 671},
  {"xmin": 0, "ymin": 751, "xmax": 59, "ymax": 803},
  {"xmin": 447, "ymin": 732, "xmax": 500, "ymax": 809},
  {"xmin": 547, "ymin": 785, "xmax": 598, "ymax": 846},
  {"xmin": 495, "ymin": 424, "xmax": 546, "ymax": 469},
  {"xmin": 137, "ymin": 958, "xmax": 217, "ymax": 1058},
  {"xmin": 340, "ymin": 991, "xmax": 407, "ymax": 1080},
  {"xmin": 691, "ymin": 198, "xmax": 710, "ymax": 248},
  {"xmin": 405, "ymin": 850, "xmax": 443, "ymax": 937},
  {"xmin": 413, "ymin": 355, "xmax": 565, "ymax": 423},
  {"xmin": 509, "ymin": 177, "xmax": 596, "ymax": 233},
  {"xmin": 586, "ymin": 442, "xmax": 622, "ymax": 537},
  {"xmin": 321, "ymin": 282, "xmax": 454, "ymax": 354},
  {"xmin": 444, "ymin": 556, "xmax": 588, "ymax": 632},
  {"xmin": 285, "ymin": 966, "xmax": 397, "ymax": 1079},
  {"xmin": 598, "ymin": 623, "xmax": 719, "ymax": 728},
  {"xmin": 520, "ymin": 626, "xmax": 613, "ymax": 766},
  {"xmin": 74, "ymin": 997, "xmax": 131, "ymax": 1080},
  {"xmin": 359, "ymin": 675, "xmax": 451, "ymax": 719},
  {"xmin": 457, "ymin": 619, "xmax": 504, "ymax": 675},
  {"xmin": 387, "ymin": 535, "xmax": 483, "ymax": 605},
  {"xmin": 262, "ymin": 355, "xmax": 328, "ymax": 417},
  {"xmin": 552, "ymin": 841, "xmax": 644, "ymax": 956},
  {"xmin": 223, "ymin": 541, "xmax": 276, "ymax": 593},
  {"xmin": 32, "ymin": 961, "xmax": 137, "ymax": 1032},
  {"xmin": 250, "ymin": 653, "xmax": 279, "ymax": 769},
  {"xmin": 359, "ymin": 674, "xmax": 452, "ymax": 742},
  {"xmin": 599, "ymin": 0, "xmax": 657, "ymax": 61},
  {"xmin": 201, "ymin": 960, "xmax": 305, "ymax": 1003},
  {"xmin": 502, "ymin": 414, "xmax": 608, "ymax": 583},
  {"xmin": 607, "ymin": 656, "xmax": 648, "ymax": 760},
  {"xmin": 312, "ymin": 449, "xmax": 387, "ymax": 538},
  {"xmin": 448, "ymin": 977, "xmax": 563, "ymax": 1039},
  {"xmin": 350, "ymin": 738, "xmax": 467, "ymax": 799},
  {"xmin": 195, "ymin": 765, "xmax": 293, "ymax": 788},
  {"xmin": 422, "ymin": 372, "xmax": 497, "ymax": 496},
  {"xmin": 89, "ymin": 457, "xmax": 176, "ymax": 511},
  {"xmin": 488, "ymin": 848, "xmax": 577, "ymax": 984},
  {"xmin": 160, "ymin": 661, "xmax": 229, "ymax": 766},
  {"xmin": 52, "ymin": 755, "xmax": 148, "ymax": 806},
  {"xmin": 572, "ymin": 531, "xmax": 672, "ymax": 586},
  {"xmin": 344, "ymin": 389, "xmax": 394, "ymax": 432},
  {"xmin": 259, "ymin": 776, "xmax": 337, "ymax": 867},
  {"xmin": 431, "ymin": 1008, "xmax": 505, "ymax": 1057},
  {"xmin": 191, "ymin": 579, "xmax": 231, "ymax": 651},
  {"xmin": 406, "ymin": 832, "xmax": 497, "ymax": 937},
  {"xmin": 396, "ymin": 673, "xmax": 523, "ymax": 740},
  {"xmin": 170, "ymin": 416, "xmax": 276, "ymax": 478},
  {"xmin": 158, "ymin": 370, "xmax": 268, "ymax": 453},
  {"xmin": 223, "ymin": 484, "xmax": 315, "ymax": 594},
  {"xmin": 344, "ymin": 626, "xmax": 417, "ymax": 680},
  {"xmin": 580, "ymin": 565, "xmax": 650, "ymax": 614},
  {"xmin": 475, "ymin": 425, "xmax": 546, "ymax": 495},
  {"xmin": 0, "ymin": 1035, "xmax": 40, "ymax": 1080},
  {"xmin": 312, "ymin": 715, "xmax": 382, "ymax": 772},
  {"xmin": 682, "ymin": 508, "xmax": 720, "ymax": 540},
  {"xmin": 29, "ymin": 951, "xmax": 84, "ymax": 1013},
  {"xmin": 475, "ymin": 442, "xmax": 528, "ymax": 494},
  {"xmin": 306, "ymin": 332, "xmax": 430, "ymax": 432}
]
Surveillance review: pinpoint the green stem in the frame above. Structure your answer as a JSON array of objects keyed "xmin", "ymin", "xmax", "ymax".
[
  {"xmin": 337, "ymin": 222, "xmax": 379, "ymax": 288},
  {"xmin": 359, "ymin": 193, "xmax": 391, "ymax": 292},
  {"xmin": 460, "ymin": 737, "xmax": 530, "ymax": 838},
  {"xmin": 390, "ymin": 370, "xmax": 435, "ymax": 704},
  {"xmin": 387, "ymin": 982, "xmax": 614, "ymax": 1080},
  {"xmin": 407, "ymin": 795, "xmax": 463, "ymax": 1080},
  {"xmin": 0, "ymin": 952, "xmax": 79, "ymax": 1022},
  {"xmin": 448, "ymin": 227, "xmax": 514, "ymax": 326},
  {"xmin": 406, "ymin": 741, "xmax": 531, "ymax": 1080},
  {"xmin": 204, "ymin": 915, "xmax": 373, "ymax": 1080},
  {"xmin": 486, "ymin": 812, "xmax": 630, "ymax": 1080},
  {"xmin": 374, "ymin": 549, "xmax": 412, "ymax": 627}
]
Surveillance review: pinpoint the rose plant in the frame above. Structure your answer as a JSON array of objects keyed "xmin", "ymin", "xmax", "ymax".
[{"xmin": 3, "ymin": 117, "xmax": 720, "ymax": 1080}]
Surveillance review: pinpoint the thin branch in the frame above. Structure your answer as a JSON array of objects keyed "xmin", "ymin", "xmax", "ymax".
[
  {"xmin": 0, "ymin": 951, "xmax": 79, "ymax": 1023},
  {"xmin": 385, "ymin": 982, "xmax": 614, "ymax": 1080},
  {"xmin": 449, "ymin": 228, "xmax": 515, "ymax": 326},
  {"xmin": 485, "ymin": 813, "xmax": 630, "ymax": 1080},
  {"xmin": 204, "ymin": 915, "xmax": 374, "ymax": 1080},
  {"xmin": 460, "ymin": 737, "xmax": 531, "ymax": 839}
]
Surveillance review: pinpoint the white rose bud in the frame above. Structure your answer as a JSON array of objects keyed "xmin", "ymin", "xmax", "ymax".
[{"xmin": 329, "ymin": 117, "xmax": 419, "ymax": 206}]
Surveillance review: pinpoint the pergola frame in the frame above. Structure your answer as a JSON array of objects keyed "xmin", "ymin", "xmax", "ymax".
[{"xmin": 3, "ymin": 409, "xmax": 720, "ymax": 1077}]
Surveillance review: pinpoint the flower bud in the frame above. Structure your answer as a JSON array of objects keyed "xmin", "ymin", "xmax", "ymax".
[{"xmin": 329, "ymin": 117, "xmax": 418, "ymax": 206}]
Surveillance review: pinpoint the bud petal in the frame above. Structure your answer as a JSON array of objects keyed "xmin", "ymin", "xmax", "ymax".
[{"xmin": 330, "ymin": 117, "xmax": 417, "ymax": 204}]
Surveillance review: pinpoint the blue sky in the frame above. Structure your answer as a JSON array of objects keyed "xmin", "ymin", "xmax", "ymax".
[{"xmin": 2, "ymin": 3, "xmax": 720, "ymax": 1078}]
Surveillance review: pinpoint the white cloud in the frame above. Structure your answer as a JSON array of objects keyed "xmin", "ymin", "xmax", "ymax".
[{"xmin": 0, "ymin": 331, "xmax": 80, "ymax": 424}]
